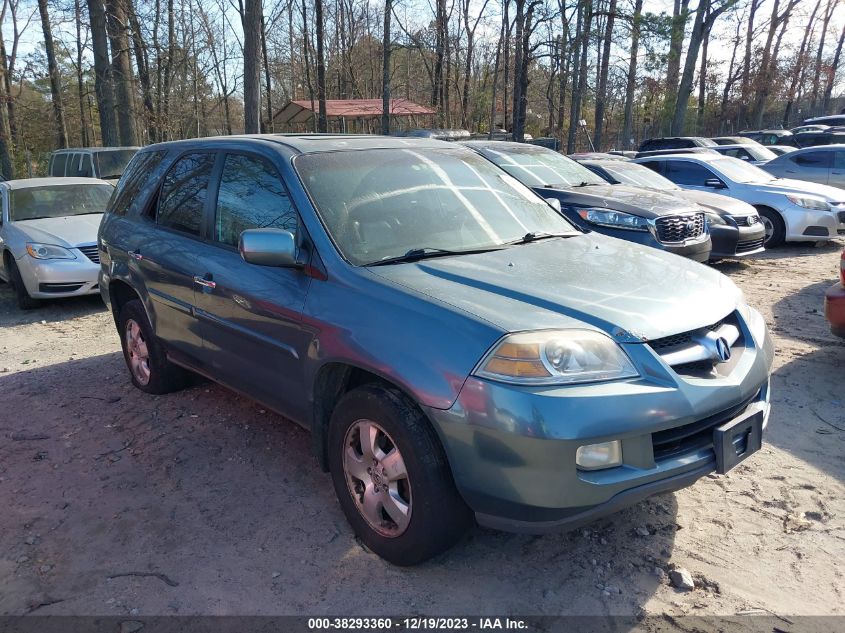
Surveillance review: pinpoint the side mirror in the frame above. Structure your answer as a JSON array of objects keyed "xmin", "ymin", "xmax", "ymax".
[
  {"xmin": 704, "ymin": 178, "xmax": 726, "ymax": 189},
  {"xmin": 545, "ymin": 198, "xmax": 562, "ymax": 213},
  {"xmin": 239, "ymin": 228, "xmax": 301, "ymax": 267}
]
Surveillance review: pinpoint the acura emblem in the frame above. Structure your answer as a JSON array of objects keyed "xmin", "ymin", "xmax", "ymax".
[{"xmin": 714, "ymin": 337, "xmax": 732, "ymax": 362}]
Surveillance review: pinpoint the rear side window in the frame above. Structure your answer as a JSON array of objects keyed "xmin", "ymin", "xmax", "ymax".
[
  {"xmin": 51, "ymin": 153, "xmax": 67, "ymax": 176},
  {"xmin": 156, "ymin": 153, "xmax": 216, "ymax": 236},
  {"xmin": 834, "ymin": 151, "xmax": 845, "ymax": 171},
  {"xmin": 108, "ymin": 151, "xmax": 167, "ymax": 217},
  {"xmin": 213, "ymin": 154, "xmax": 297, "ymax": 247},
  {"xmin": 663, "ymin": 161, "xmax": 714, "ymax": 185},
  {"xmin": 638, "ymin": 161, "xmax": 663, "ymax": 175},
  {"xmin": 791, "ymin": 151, "xmax": 831, "ymax": 167}
]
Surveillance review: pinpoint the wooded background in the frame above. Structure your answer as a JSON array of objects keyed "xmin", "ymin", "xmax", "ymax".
[{"xmin": 0, "ymin": 0, "xmax": 844, "ymax": 178}]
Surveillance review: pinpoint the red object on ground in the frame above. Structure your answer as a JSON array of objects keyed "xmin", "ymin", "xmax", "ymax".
[{"xmin": 824, "ymin": 248, "xmax": 845, "ymax": 338}]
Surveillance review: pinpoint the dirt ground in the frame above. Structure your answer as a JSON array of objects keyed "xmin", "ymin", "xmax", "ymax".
[{"xmin": 0, "ymin": 241, "xmax": 843, "ymax": 621}]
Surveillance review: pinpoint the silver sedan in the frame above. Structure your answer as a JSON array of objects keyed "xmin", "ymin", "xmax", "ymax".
[
  {"xmin": 0, "ymin": 177, "xmax": 114, "ymax": 309},
  {"xmin": 763, "ymin": 144, "xmax": 845, "ymax": 189}
]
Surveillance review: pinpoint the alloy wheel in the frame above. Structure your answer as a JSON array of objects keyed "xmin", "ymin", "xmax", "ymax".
[
  {"xmin": 761, "ymin": 215, "xmax": 774, "ymax": 243},
  {"xmin": 125, "ymin": 318, "xmax": 151, "ymax": 385},
  {"xmin": 343, "ymin": 419, "xmax": 412, "ymax": 537}
]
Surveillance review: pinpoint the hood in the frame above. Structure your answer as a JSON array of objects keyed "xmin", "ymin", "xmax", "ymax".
[
  {"xmin": 754, "ymin": 178, "xmax": 845, "ymax": 203},
  {"xmin": 669, "ymin": 189, "xmax": 757, "ymax": 216},
  {"xmin": 535, "ymin": 183, "xmax": 700, "ymax": 219},
  {"xmin": 12, "ymin": 214, "xmax": 103, "ymax": 247},
  {"xmin": 368, "ymin": 234, "xmax": 741, "ymax": 342}
]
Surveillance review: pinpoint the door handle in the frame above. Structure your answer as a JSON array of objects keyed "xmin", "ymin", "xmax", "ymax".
[{"xmin": 193, "ymin": 274, "xmax": 216, "ymax": 290}]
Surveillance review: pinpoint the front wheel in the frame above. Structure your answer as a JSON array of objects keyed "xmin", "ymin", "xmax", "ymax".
[
  {"xmin": 8, "ymin": 258, "xmax": 39, "ymax": 310},
  {"xmin": 328, "ymin": 384, "xmax": 472, "ymax": 565},
  {"xmin": 757, "ymin": 207, "xmax": 785, "ymax": 247}
]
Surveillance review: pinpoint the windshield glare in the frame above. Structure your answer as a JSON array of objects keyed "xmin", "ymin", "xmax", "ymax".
[
  {"xmin": 712, "ymin": 157, "xmax": 776, "ymax": 183},
  {"xmin": 479, "ymin": 146, "xmax": 608, "ymax": 188},
  {"xmin": 296, "ymin": 148, "xmax": 576, "ymax": 265},
  {"xmin": 602, "ymin": 163, "xmax": 678, "ymax": 191},
  {"xmin": 95, "ymin": 150, "xmax": 137, "ymax": 179},
  {"xmin": 9, "ymin": 184, "xmax": 113, "ymax": 221}
]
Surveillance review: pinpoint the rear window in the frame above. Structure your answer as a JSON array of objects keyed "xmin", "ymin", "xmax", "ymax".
[
  {"xmin": 108, "ymin": 151, "xmax": 168, "ymax": 217},
  {"xmin": 51, "ymin": 153, "xmax": 68, "ymax": 176}
]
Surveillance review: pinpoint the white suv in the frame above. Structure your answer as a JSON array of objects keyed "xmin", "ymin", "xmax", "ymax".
[{"xmin": 635, "ymin": 153, "xmax": 845, "ymax": 246}]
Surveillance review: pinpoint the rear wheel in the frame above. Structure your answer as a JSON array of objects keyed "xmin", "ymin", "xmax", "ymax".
[
  {"xmin": 327, "ymin": 384, "xmax": 472, "ymax": 565},
  {"xmin": 117, "ymin": 298, "xmax": 189, "ymax": 394},
  {"xmin": 7, "ymin": 258, "xmax": 39, "ymax": 310},
  {"xmin": 758, "ymin": 207, "xmax": 785, "ymax": 247}
]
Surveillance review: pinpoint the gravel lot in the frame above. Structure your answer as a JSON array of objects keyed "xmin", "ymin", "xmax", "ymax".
[{"xmin": 1, "ymin": 241, "xmax": 843, "ymax": 620}]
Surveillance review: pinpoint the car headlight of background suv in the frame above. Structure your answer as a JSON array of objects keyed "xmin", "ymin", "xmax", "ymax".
[
  {"xmin": 785, "ymin": 195, "xmax": 831, "ymax": 211},
  {"xmin": 474, "ymin": 329, "xmax": 639, "ymax": 385},
  {"xmin": 576, "ymin": 207, "xmax": 650, "ymax": 232},
  {"xmin": 25, "ymin": 243, "xmax": 77, "ymax": 260}
]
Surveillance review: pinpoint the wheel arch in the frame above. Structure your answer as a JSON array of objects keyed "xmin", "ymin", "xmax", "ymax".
[{"xmin": 309, "ymin": 361, "xmax": 448, "ymax": 473}]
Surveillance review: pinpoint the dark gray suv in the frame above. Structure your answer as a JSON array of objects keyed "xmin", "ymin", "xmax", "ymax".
[{"xmin": 98, "ymin": 135, "xmax": 774, "ymax": 565}]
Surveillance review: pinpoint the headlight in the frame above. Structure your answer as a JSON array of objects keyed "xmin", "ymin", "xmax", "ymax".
[
  {"xmin": 474, "ymin": 329, "xmax": 639, "ymax": 385},
  {"xmin": 785, "ymin": 195, "xmax": 830, "ymax": 211},
  {"xmin": 705, "ymin": 211, "xmax": 726, "ymax": 226},
  {"xmin": 576, "ymin": 208, "xmax": 650, "ymax": 232},
  {"xmin": 26, "ymin": 243, "xmax": 76, "ymax": 260}
]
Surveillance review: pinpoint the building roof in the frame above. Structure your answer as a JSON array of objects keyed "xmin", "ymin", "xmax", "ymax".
[{"xmin": 273, "ymin": 99, "xmax": 435, "ymax": 125}]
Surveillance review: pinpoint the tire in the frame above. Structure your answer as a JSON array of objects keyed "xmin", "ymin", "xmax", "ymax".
[
  {"xmin": 327, "ymin": 383, "xmax": 472, "ymax": 565},
  {"xmin": 7, "ymin": 258, "xmax": 39, "ymax": 310},
  {"xmin": 757, "ymin": 207, "xmax": 785, "ymax": 247},
  {"xmin": 117, "ymin": 298, "xmax": 189, "ymax": 394}
]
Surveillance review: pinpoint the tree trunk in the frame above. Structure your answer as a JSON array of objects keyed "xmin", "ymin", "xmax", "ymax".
[
  {"xmin": 75, "ymin": 0, "xmax": 90, "ymax": 146},
  {"xmin": 261, "ymin": 13, "xmax": 273, "ymax": 132},
  {"xmin": 593, "ymin": 0, "xmax": 616, "ymax": 149},
  {"xmin": 567, "ymin": 0, "xmax": 591, "ymax": 152},
  {"xmin": 126, "ymin": 0, "xmax": 156, "ymax": 142},
  {"xmin": 621, "ymin": 0, "xmax": 642, "ymax": 149},
  {"xmin": 38, "ymin": 0, "xmax": 68, "ymax": 148},
  {"xmin": 382, "ymin": 0, "xmax": 392, "ymax": 134},
  {"xmin": 511, "ymin": 0, "xmax": 524, "ymax": 140},
  {"xmin": 489, "ymin": 4, "xmax": 505, "ymax": 137},
  {"xmin": 696, "ymin": 12, "xmax": 709, "ymax": 133},
  {"xmin": 823, "ymin": 22, "xmax": 845, "ymax": 113},
  {"xmin": 242, "ymin": 0, "xmax": 262, "ymax": 133},
  {"xmin": 664, "ymin": 0, "xmax": 690, "ymax": 129},
  {"xmin": 782, "ymin": 0, "xmax": 821, "ymax": 126},
  {"xmin": 315, "ymin": 0, "xmax": 328, "ymax": 131},
  {"xmin": 810, "ymin": 0, "xmax": 835, "ymax": 114},
  {"xmin": 106, "ymin": 0, "xmax": 138, "ymax": 146},
  {"xmin": 87, "ymin": 0, "xmax": 119, "ymax": 146},
  {"xmin": 738, "ymin": 0, "xmax": 759, "ymax": 127}
]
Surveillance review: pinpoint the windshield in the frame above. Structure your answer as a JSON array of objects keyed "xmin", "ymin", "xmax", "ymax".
[
  {"xmin": 9, "ymin": 184, "xmax": 113, "ymax": 221},
  {"xmin": 295, "ymin": 148, "xmax": 576, "ymax": 266},
  {"xmin": 711, "ymin": 157, "xmax": 776, "ymax": 183},
  {"xmin": 601, "ymin": 162, "xmax": 679, "ymax": 191},
  {"xmin": 95, "ymin": 150, "xmax": 138, "ymax": 179},
  {"xmin": 478, "ymin": 145, "xmax": 608, "ymax": 188}
]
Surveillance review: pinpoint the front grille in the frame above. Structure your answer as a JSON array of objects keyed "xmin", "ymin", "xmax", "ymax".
[
  {"xmin": 736, "ymin": 238, "xmax": 765, "ymax": 253},
  {"xmin": 77, "ymin": 244, "xmax": 100, "ymax": 264},
  {"xmin": 730, "ymin": 215, "xmax": 760, "ymax": 227},
  {"xmin": 648, "ymin": 317, "xmax": 727, "ymax": 351},
  {"xmin": 655, "ymin": 213, "xmax": 706, "ymax": 243},
  {"xmin": 652, "ymin": 390, "xmax": 760, "ymax": 461}
]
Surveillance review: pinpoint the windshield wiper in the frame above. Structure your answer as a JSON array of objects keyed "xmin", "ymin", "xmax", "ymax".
[
  {"xmin": 572, "ymin": 181, "xmax": 600, "ymax": 187},
  {"xmin": 367, "ymin": 246, "xmax": 504, "ymax": 266},
  {"xmin": 508, "ymin": 231, "xmax": 579, "ymax": 245}
]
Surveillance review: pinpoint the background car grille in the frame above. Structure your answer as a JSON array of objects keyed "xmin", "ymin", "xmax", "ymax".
[
  {"xmin": 736, "ymin": 238, "xmax": 765, "ymax": 253},
  {"xmin": 655, "ymin": 213, "xmax": 706, "ymax": 243},
  {"xmin": 648, "ymin": 317, "xmax": 727, "ymax": 351},
  {"xmin": 77, "ymin": 245, "xmax": 100, "ymax": 264},
  {"xmin": 730, "ymin": 215, "xmax": 760, "ymax": 227},
  {"xmin": 838, "ymin": 211, "xmax": 845, "ymax": 223}
]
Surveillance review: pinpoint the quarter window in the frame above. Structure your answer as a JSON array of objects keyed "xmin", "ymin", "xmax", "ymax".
[
  {"xmin": 156, "ymin": 153, "xmax": 216, "ymax": 236},
  {"xmin": 110, "ymin": 151, "xmax": 167, "ymax": 217},
  {"xmin": 214, "ymin": 154, "xmax": 297, "ymax": 247}
]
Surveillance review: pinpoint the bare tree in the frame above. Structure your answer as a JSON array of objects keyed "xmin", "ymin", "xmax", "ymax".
[
  {"xmin": 37, "ymin": 0, "xmax": 67, "ymax": 148},
  {"xmin": 242, "ymin": 0, "xmax": 262, "ymax": 133}
]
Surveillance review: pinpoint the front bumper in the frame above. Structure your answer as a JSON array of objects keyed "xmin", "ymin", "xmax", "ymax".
[
  {"xmin": 427, "ymin": 313, "xmax": 774, "ymax": 533},
  {"xmin": 824, "ymin": 282, "xmax": 845, "ymax": 338},
  {"xmin": 15, "ymin": 251, "xmax": 100, "ymax": 299},
  {"xmin": 710, "ymin": 222, "xmax": 766, "ymax": 259},
  {"xmin": 783, "ymin": 205, "xmax": 845, "ymax": 241}
]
